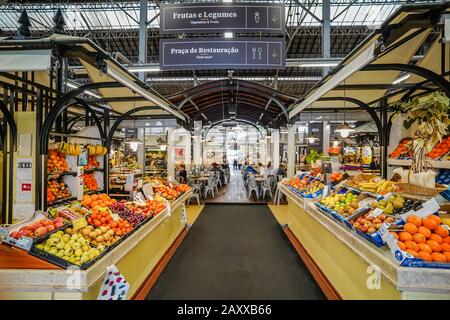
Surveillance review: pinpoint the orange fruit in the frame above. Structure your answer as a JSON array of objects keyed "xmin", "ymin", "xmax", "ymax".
[
  {"xmin": 398, "ymin": 241, "xmax": 406, "ymax": 251},
  {"xmin": 441, "ymin": 243, "xmax": 450, "ymax": 252},
  {"xmin": 431, "ymin": 252, "xmax": 447, "ymax": 263},
  {"xmin": 444, "ymin": 237, "xmax": 450, "ymax": 245},
  {"xmin": 404, "ymin": 223, "xmax": 418, "ymax": 234},
  {"xmin": 418, "ymin": 226, "xmax": 431, "ymax": 238},
  {"xmin": 407, "ymin": 215, "xmax": 422, "ymax": 227},
  {"xmin": 428, "ymin": 215, "xmax": 442, "ymax": 225},
  {"xmin": 413, "ymin": 233, "xmax": 426, "ymax": 244},
  {"xmin": 423, "ymin": 218, "xmax": 438, "ymax": 230},
  {"xmin": 405, "ymin": 249, "xmax": 419, "ymax": 258},
  {"xmin": 429, "ymin": 233, "xmax": 443, "ymax": 244},
  {"xmin": 444, "ymin": 252, "xmax": 450, "ymax": 262},
  {"xmin": 405, "ymin": 240, "xmax": 419, "ymax": 252},
  {"xmin": 418, "ymin": 251, "xmax": 432, "ymax": 262},
  {"xmin": 390, "ymin": 232, "xmax": 399, "ymax": 240},
  {"xmin": 418, "ymin": 243, "xmax": 432, "ymax": 254},
  {"xmin": 434, "ymin": 226, "xmax": 449, "ymax": 238},
  {"xmin": 398, "ymin": 231, "xmax": 413, "ymax": 242},
  {"xmin": 427, "ymin": 239, "xmax": 442, "ymax": 252}
]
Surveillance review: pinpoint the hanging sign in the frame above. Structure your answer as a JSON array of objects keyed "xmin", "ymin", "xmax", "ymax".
[
  {"xmin": 160, "ymin": 3, "xmax": 284, "ymax": 34},
  {"xmin": 160, "ymin": 38, "xmax": 285, "ymax": 70}
]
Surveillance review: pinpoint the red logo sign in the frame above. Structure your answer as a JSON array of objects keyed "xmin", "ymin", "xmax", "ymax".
[{"xmin": 21, "ymin": 183, "xmax": 32, "ymax": 192}]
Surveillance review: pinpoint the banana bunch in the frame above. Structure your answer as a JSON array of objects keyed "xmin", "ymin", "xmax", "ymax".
[
  {"xmin": 86, "ymin": 144, "xmax": 108, "ymax": 156},
  {"xmin": 59, "ymin": 142, "xmax": 81, "ymax": 156},
  {"xmin": 376, "ymin": 181, "xmax": 396, "ymax": 194},
  {"xmin": 358, "ymin": 182, "xmax": 379, "ymax": 193}
]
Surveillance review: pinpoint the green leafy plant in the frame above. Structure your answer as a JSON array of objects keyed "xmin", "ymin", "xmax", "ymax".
[
  {"xmin": 394, "ymin": 91, "xmax": 450, "ymax": 173},
  {"xmin": 305, "ymin": 149, "xmax": 323, "ymax": 164}
]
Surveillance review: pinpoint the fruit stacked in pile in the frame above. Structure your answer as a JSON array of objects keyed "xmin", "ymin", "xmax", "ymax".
[
  {"xmin": 350, "ymin": 213, "xmax": 394, "ymax": 234},
  {"xmin": 83, "ymin": 173, "xmax": 99, "ymax": 192},
  {"xmin": 79, "ymin": 225, "xmax": 120, "ymax": 248},
  {"xmin": 110, "ymin": 202, "xmax": 146, "ymax": 228},
  {"xmin": 35, "ymin": 229, "xmax": 103, "ymax": 266},
  {"xmin": 87, "ymin": 207, "xmax": 133, "ymax": 237},
  {"xmin": 288, "ymin": 176, "xmax": 309, "ymax": 191},
  {"xmin": 47, "ymin": 149, "xmax": 70, "ymax": 173},
  {"xmin": 84, "ymin": 155, "xmax": 100, "ymax": 170},
  {"xmin": 369, "ymin": 195, "xmax": 409, "ymax": 215},
  {"xmin": 9, "ymin": 217, "xmax": 65, "ymax": 239},
  {"xmin": 330, "ymin": 172, "xmax": 344, "ymax": 182},
  {"xmin": 47, "ymin": 179, "xmax": 72, "ymax": 202},
  {"xmin": 303, "ymin": 180, "xmax": 324, "ymax": 196},
  {"xmin": 393, "ymin": 214, "xmax": 450, "ymax": 263},
  {"xmin": 81, "ymin": 193, "xmax": 115, "ymax": 209},
  {"xmin": 175, "ymin": 184, "xmax": 190, "ymax": 193},
  {"xmin": 357, "ymin": 180, "xmax": 396, "ymax": 195},
  {"xmin": 320, "ymin": 192, "xmax": 359, "ymax": 218},
  {"xmin": 86, "ymin": 144, "xmax": 108, "ymax": 156},
  {"xmin": 59, "ymin": 142, "xmax": 81, "ymax": 156},
  {"xmin": 427, "ymin": 136, "xmax": 450, "ymax": 159},
  {"xmin": 389, "ymin": 138, "xmax": 413, "ymax": 159},
  {"xmin": 153, "ymin": 185, "xmax": 181, "ymax": 201}
]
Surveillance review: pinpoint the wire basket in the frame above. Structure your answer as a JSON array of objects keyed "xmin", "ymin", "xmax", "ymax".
[{"xmin": 395, "ymin": 183, "xmax": 448, "ymax": 197}]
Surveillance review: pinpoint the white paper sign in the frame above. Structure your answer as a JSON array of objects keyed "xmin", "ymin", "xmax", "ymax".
[
  {"xmin": 379, "ymin": 223, "xmax": 412, "ymax": 264},
  {"xmin": 181, "ymin": 204, "xmax": 187, "ymax": 224},
  {"xmin": 142, "ymin": 183, "xmax": 154, "ymax": 200},
  {"xmin": 16, "ymin": 158, "xmax": 32, "ymax": 203},
  {"xmin": 367, "ymin": 208, "xmax": 384, "ymax": 218},
  {"xmin": 124, "ymin": 174, "xmax": 134, "ymax": 192},
  {"xmin": 18, "ymin": 134, "xmax": 32, "ymax": 157},
  {"xmin": 322, "ymin": 186, "xmax": 329, "ymax": 200},
  {"xmin": 400, "ymin": 198, "xmax": 440, "ymax": 221}
]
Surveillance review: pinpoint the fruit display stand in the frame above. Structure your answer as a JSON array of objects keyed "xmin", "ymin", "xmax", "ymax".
[
  {"xmin": 279, "ymin": 184, "xmax": 450, "ymax": 299},
  {"xmin": 0, "ymin": 189, "xmax": 192, "ymax": 300}
]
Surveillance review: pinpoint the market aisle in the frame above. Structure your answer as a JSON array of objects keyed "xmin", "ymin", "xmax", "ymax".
[
  {"xmin": 147, "ymin": 204, "xmax": 325, "ymax": 300},
  {"xmin": 205, "ymin": 170, "xmax": 269, "ymax": 204}
]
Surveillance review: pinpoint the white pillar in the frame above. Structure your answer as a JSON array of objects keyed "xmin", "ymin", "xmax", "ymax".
[
  {"xmin": 167, "ymin": 127, "xmax": 175, "ymax": 179},
  {"xmin": 287, "ymin": 124, "xmax": 296, "ymax": 178},
  {"xmin": 323, "ymin": 121, "xmax": 330, "ymax": 155},
  {"xmin": 193, "ymin": 135, "xmax": 202, "ymax": 168},
  {"xmin": 185, "ymin": 131, "xmax": 191, "ymax": 171},
  {"xmin": 273, "ymin": 130, "xmax": 280, "ymax": 169},
  {"xmin": 137, "ymin": 128, "xmax": 145, "ymax": 173}
]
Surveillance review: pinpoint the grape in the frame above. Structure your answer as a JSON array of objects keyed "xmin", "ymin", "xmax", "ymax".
[{"xmin": 110, "ymin": 202, "xmax": 146, "ymax": 227}]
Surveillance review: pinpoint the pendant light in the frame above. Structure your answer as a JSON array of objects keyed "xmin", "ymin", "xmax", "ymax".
[
  {"xmin": 306, "ymin": 109, "xmax": 318, "ymax": 144},
  {"xmin": 125, "ymin": 92, "xmax": 142, "ymax": 152},
  {"xmin": 335, "ymin": 80, "xmax": 355, "ymax": 138}
]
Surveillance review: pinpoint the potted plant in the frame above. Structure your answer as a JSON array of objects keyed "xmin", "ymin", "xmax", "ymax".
[{"xmin": 393, "ymin": 91, "xmax": 450, "ymax": 188}]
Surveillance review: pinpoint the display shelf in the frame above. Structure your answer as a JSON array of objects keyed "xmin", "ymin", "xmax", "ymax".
[
  {"xmin": 388, "ymin": 158, "xmax": 450, "ymax": 169},
  {"xmin": 280, "ymin": 184, "xmax": 450, "ymax": 299},
  {"xmin": 47, "ymin": 171, "xmax": 77, "ymax": 180},
  {"xmin": 84, "ymin": 168, "xmax": 104, "ymax": 173},
  {"xmin": 84, "ymin": 189, "xmax": 105, "ymax": 195},
  {"xmin": 47, "ymin": 196, "xmax": 78, "ymax": 208}
]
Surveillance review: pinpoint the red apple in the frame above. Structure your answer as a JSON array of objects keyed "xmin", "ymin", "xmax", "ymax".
[
  {"xmin": 9, "ymin": 231, "xmax": 21, "ymax": 239},
  {"xmin": 361, "ymin": 226, "xmax": 368, "ymax": 233},
  {"xmin": 54, "ymin": 222, "xmax": 64, "ymax": 228}
]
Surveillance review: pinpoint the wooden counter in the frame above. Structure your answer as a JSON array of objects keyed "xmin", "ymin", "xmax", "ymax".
[
  {"xmin": 0, "ymin": 190, "xmax": 191, "ymax": 300},
  {"xmin": 280, "ymin": 185, "xmax": 450, "ymax": 300}
]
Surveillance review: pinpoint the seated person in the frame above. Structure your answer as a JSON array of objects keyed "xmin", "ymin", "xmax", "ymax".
[
  {"xmin": 177, "ymin": 164, "xmax": 187, "ymax": 183},
  {"xmin": 245, "ymin": 163, "xmax": 257, "ymax": 174}
]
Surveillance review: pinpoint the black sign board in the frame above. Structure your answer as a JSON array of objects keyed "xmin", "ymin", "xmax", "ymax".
[
  {"xmin": 160, "ymin": 3, "xmax": 284, "ymax": 34},
  {"xmin": 160, "ymin": 38, "xmax": 285, "ymax": 71},
  {"xmin": 308, "ymin": 123, "xmax": 323, "ymax": 152}
]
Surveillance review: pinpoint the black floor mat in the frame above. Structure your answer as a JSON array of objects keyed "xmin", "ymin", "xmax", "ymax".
[{"xmin": 146, "ymin": 204, "xmax": 325, "ymax": 300}]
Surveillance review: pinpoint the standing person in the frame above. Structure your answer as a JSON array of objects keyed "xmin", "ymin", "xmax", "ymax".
[
  {"xmin": 233, "ymin": 159, "xmax": 238, "ymax": 170},
  {"xmin": 178, "ymin": 164, "xmax": 187, "ymax": 183}
]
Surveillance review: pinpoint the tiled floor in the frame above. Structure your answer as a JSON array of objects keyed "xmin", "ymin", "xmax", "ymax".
[{"xmin": 204, "ymin": 170, "xmax": 272, "ymax": 204}]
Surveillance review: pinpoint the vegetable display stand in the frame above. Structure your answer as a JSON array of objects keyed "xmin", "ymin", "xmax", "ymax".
[
  {"xmin": 280, "ymin": 184, "xmax": 450, "ymax": 300},
  {"xmin": 0, "ymin": 190, "xmax": 192, "ymax": 300}
]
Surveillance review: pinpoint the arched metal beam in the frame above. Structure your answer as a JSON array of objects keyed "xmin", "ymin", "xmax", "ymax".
[
  {"xmin": 74, "ymin": 99, "xmax": 106, "ymax": 140},
  {"xmin": 362, "ymin": 63, "xmax": 450, "ymax": 96},
  {"xmin": 177, "ymin": 82, "xmax": 289, "ymax": 119},
  {"xmin": 317, "ymin": 97, "xmax": 383, "ymax": 137},
  {"xmin": 0, "ymin": 100, "xmax": 16, "ymax": 149},
  {"xmin": 106, "ymin": 106, "xmax": 159, "ymax": 151},
  {"xmin": 205, "ymin": 119, "xmax": 261, "ymax": 136}
]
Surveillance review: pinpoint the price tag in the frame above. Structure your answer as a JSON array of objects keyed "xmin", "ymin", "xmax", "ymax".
[
  {"xmin": 142, "ymin": 183, "xmax": 154, "ymax": 200},
  {"xmin": 72, "ymin": 217, "xmax": 87, "ymax": 231},
  {"xmin": 111, "ymin": 213, "xmax": 121, "ymax": 221},
  {"xmin": 379, "ymin": 223, "xmax": 410, "ymax": 265},
  {"xmin": 367, "ymin": 208, "xmax": 384, "ymax": 218},
  {"xmin": 400, "ymin": 198, "xmax": 440, "ymax": 221},
  {"xmin": 180, "ymin": 205, "xmax": 187, "ymax": 224},
  {"xmin": 133, "ymin": 192, "xmax": 146, "ymax": 204},
  {"xmin": 137, "ymin": 179, "xmax": 143, "ymax": 189},
  {"xmin": 322, "ymin": 186, "xmax": 329, "ymax": 200}
]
